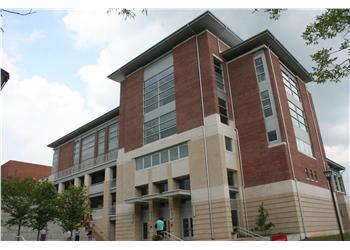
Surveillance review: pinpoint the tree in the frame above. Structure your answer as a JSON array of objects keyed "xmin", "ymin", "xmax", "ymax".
[
  {"xmin": 255, "ymin": 202, "xmax": 274, "ymax": 236},
  {"xmin": 1, "ymin": 178, "xmax": 35, "ymax": 240},
  {"xmin": 55, "ymin": 185, "xmax": 90, "ymax": 240},
  {"xmin": 106, "ymin": 8, "xmax": 147, "ymax": 20},
  {"xmin": 28, "ymin": 180, "xmax": 58, "ymax": 241},
  {"xmin": 262, "ymin": 9, "xmax": 350, "ymax": 84}
]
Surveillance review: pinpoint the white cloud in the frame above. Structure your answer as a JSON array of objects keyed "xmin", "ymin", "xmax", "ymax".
[
  {"xmin": 24, "ymin": 30, "xmax": 45, "ymax": 43},
  {"xmin": 1, "ymin": 53, "xmax": 96, "ymax": 166}
]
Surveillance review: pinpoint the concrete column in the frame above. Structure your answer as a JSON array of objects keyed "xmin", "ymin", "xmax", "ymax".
[
  {"xmin": 103, "ymin": 167, "xmax": 112, "ymax": 239},
  {"xmin": 58, "ymin": 182, "xmax": 64, "ymax": 193},
  {"xmin": 149, "ymin": 201, "xmax": 160, "ymax": 237},
  {"xmin": 169, "ymin": 197, "xmax": 181, "ymax": 237},
  {"xmin": 84, "ymin": 174, "xmax": 91, "ymax": 192},
  {"xmin": 74, "ymin": 177, "xmax": 81, "ymax": 187}
]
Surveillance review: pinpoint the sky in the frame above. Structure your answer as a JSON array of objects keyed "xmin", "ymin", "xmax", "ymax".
[{"xmin": 1, "ymin": 9, "xmax": 349, "ymax": 191}]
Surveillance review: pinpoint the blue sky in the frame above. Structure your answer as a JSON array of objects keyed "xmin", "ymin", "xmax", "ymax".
[{"xmin": 1, "ymin": 9, "xmax": 349, "ymax": 191}]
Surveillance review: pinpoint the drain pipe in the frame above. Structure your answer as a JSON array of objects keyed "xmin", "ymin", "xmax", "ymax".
[
  {"xmin": 224, "ymin": 62, "xmax": 249, "ymax": 229},
  {"xmin": 188, "ymin": 24, "xmax": 214, "ymax": 240},
  {"xmin": 267, "ymin": 47, "xmax": 308, "ymax": 239}
]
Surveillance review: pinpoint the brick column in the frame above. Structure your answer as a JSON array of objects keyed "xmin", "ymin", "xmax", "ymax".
[{"xmin": 103, "ymin": 167, "xmax": 112, "ymax": 239}]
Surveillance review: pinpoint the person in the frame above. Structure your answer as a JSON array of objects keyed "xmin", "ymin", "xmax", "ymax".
[
  {"xmin": 39, "ymin": 228, "xmax": 47, "ymax": 241},
  {"xmin": 155, "ymin": 217, "xmax": 165, "ymax": 239},
  {"xmin": 75, "ymin": 230, "xmax": 80, "ymax": 241}
]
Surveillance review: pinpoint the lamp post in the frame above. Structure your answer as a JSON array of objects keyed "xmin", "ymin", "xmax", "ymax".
[{"xmin": 324, "ymin": 169, "xmax": 344, "ymax": 241}]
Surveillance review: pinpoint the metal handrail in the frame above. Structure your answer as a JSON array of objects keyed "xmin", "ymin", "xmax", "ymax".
[
  {"xmin": 163, "ymin": 231, "xmax": 183, "ymax": 241},
  {"xmin": 233, "ymin": 226, "xmax": 267, "ymax": 241},
  {"xmin": 15, "ymin": 235, "xmax": 26, "ymax": 241}
]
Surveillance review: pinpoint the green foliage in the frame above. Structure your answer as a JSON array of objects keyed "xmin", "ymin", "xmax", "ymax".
[
  {"xmin": 263, "ymin": 9, "xmax": 350, "ymax": 84},
  {"xmin": 255, "ymin": 202, "xmax": 274, "ymax": 236},
  {"xmin": 28, "ymin": 180, "xmax": 58, "ymax": 240},
  {"xmin": 55, "ymin": 185, "xmax": 90, "ymax": 240},
  {"xmin": 106, "ymin": 8, "xmax": 147, "ymax": 20},
  {"xmin": 1, "ymin": 178, "xmax": 35, "ymax": 238}
]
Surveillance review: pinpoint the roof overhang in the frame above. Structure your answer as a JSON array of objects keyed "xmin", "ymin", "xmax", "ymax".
[
  {"xmin": 222, "ymin": 30, "xmax": 312, "ymax": 83},
  {"xmin": 327, "ymin": 158, "xmax": 346, "ymax": 172},
  {"xmin": 124, "ymin": 197, "xmax": 148, "ymax": 205},
  {"xmin": 162, "ymin": 189, "xmax": 191, "ymax": 198},
  {"xmin": 47, "ymin": 107, "xmax": 119, "ymax": 148},
  {"xmin": 108, "ymin": 11, "xmax": 242, "ymax": 83},
  {"xmin": 142, "ymin": 193, "xmax": 168, "ymax": 202}
]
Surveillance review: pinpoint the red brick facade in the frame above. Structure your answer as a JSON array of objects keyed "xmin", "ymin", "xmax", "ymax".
[
  {"xmin": 1, "ymin": 160, "xmax": 51, "ymax": 181},
  {"xmin": 119, "ymin": 69, "xmax": 144, "ymax": 152},
  {"xmin": 58, "ymin": 140, "xmax": 74, "ymax": 172},
  {"xmin": 227, "ymin": 53, "xmax": 293, "ymax": 187}
]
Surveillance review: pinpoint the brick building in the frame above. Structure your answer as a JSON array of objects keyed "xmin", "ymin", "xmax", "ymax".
[
  {"xmin": 1, "ymin": 160, "xmax": 51, "ymax": 181},
  {"xmin": 48, "ymin": 11, "xmax": 350, "ymax": 240}
]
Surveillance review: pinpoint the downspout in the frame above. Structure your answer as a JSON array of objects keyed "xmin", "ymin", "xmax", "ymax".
[
  {"xmin": 224, "ymin": 61, "xmax": 249, "ymax": 229},
  {"xmin": 267, "ymin": 47, "xmax": 308, "ymax": 239},
  {"xmin": 188, "ymin": 24, "xmax": 214, "ymax": 240}
]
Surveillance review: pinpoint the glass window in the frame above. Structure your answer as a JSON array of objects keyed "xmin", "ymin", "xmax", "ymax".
[
  {"xmin": 73, "ymin": 141, "xmax": 80, "ymax": 165},
  {"xmin": 108, "ymin": 123, "xmax": 119, "ymax": 151},
  {"xmin": 144, "ymin": 66, "xmax": 175, "ymax": 114},
  {"xmin": 214, "ymin": 58, "xmax": 225, "ymax": 91},
  {"xmin": 296, "ymin": 137, "xmax": 313, "ymax": 157},
  {"xmin": 151, "ymin": 153, "xmax": 160, "ymax": 166},
  {"xmin": 81, "ymin": 134, "xmax": 95, "ymax": 161},
  {"xmin": 170, "ymin": 147, "xmax": 179, "ymax": 161},
  {"xmin": 267, "ymin": 130, "xmax": 277, "ymax": 142},
  {"xmin": 178, "ymin": 178, "xmax": 191, "ymax": 190},
  {"xmin": 144, "ymin": 111, "xmax": 176, "ymax": 145},
  {"xmin": 144, "ymin": 155, "xmax": 151, "ymax": 169},
  {"xmin": 282, "ymin": 70, "xmax": 300, "ymax": 101},
  {"xmin": 305, "ymin": 168, "xmax": 310, "ymax": 179},
  {"xmin": 254, "ymin": 57, "xmax": 266, "ymax": 82},
  {"xmin": 288, "ymin": 101, "xmax": 307, "ymax": 131},
  {"xmin": 98, "ymin": 129, "xmax": 105, "ymax": 156},
  {"xmin": 161, "ymin": 150, "xmax": 169, "ymax": 164},
  {"xmin": 179, "ymin": 143, "xmax": 189, "ymax": 158},
  {"xmin": 218, "ymin": 98, "xmax": 229, "ymax": 125},
  {"xmin": 260, "ymin": 90, "xmax": 273, "ymax": 118},
  {"xmin": 225, "ymin": 137, "xmax": 233, "ymax": 151},
  {"xmin": 52, "ymin": 149, "xmax": 59, "ymax": 172},
  {"xmin": 136, "ymin": 158, "xmax": 143, "ymax": 170},
  {"xmin": 228, "ymin": 171, "xmax": 235, "ymax": 186}
]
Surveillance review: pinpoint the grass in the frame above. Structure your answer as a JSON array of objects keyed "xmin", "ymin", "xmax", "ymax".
[{"xmin": 303, "ymin": 233, "xmax": 350, "ymax": 241}]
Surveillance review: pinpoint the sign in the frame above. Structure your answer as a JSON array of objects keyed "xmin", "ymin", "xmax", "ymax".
[{"xmin": 271, "ymin": 235, "xmax": 288, "ymax": 241}]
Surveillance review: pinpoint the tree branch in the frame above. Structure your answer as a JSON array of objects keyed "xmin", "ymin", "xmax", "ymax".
[{"xmin": 0, "ymin": 9, "xmax": 36, "ymax": 16}]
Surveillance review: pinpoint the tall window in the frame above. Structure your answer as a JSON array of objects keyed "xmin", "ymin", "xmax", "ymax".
[
  {"xmin": 108, "ymin": 123, "xmax": 119, "ymax": 152},
  {"xmin": 52, "ymin": 149, "xmax": 59, "ymax": 172},
  {"xmin": 81, "ymin": 134, "xmax": 95, "ymax": 161},
  {"xmin": 97, "ymin": 129, "xmax": 105, "ymax": 156},
  {"xmin": 288, "ymin": 101, "xmax": 307, "ymax": 131},
  {"xmin": 282, "ymin": 70, "xmax": 300, "ymax": 101},
  {"xmin": 254, "ymin": 57, "xmax": 266, "ymax": 82},
  {"xmin": 214, "ymin": 58, "xmax": 225, "ymax": 91},
  {"xmin": 144, "ymin": 111, "xmax": 176, "ymax": 144},
  {"xmin": 218, "ymin": 98, "xmax": 229, "ymax": 125},
  {"xmin": 73, "ymin": 141, "xmax": 80, "ymax": 165},
  {"xmin": 144, "ymin": 66, "xmax": 175, "ymax": 114},
  {"xmin": 296, "ymin": 138, "xmax": 313, "ymax": 157},
  {"xmin": 260, "ymin": 90, "xmax": 273, "ymax": 117}
]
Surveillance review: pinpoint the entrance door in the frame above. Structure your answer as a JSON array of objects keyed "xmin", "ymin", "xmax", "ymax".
[
  {"xmin": 159, "ymin": 202, "xmax": 170, "ymax": 232},
  {"xmin": 109, "ymin": 221, "xmax": 116, "ymax": 240},
  {"xmin": 180, "ymin": 199, "xmax": 193, "ymax": 240},
  {"xmin": 141, "ymin": 207, "xmax": 149, "ymax": 240}
]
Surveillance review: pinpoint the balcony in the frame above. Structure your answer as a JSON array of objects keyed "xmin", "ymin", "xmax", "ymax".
[
  {"xmin": 89, "ymin": 182, "xmax": 105, "ymax": 195},
  {"xmin": 91, "ymin": 208, "xmax": 104, "ymax": 219},
  {"xmin": 110, "ymin": 179, "xmax": 116, "ymax": 190},
  {"xmin": 53, "ymin": 149, "xmax": 118, "ymax": 180}
]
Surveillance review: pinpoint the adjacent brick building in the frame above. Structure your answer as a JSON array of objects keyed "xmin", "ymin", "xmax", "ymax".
[
  {"xmin": 48, "ymin": 11, "xmax": 349, "ymax": 240},
  {"xmin": 1, "ymin": 160, "xmax": 51, "ymax": 181}
]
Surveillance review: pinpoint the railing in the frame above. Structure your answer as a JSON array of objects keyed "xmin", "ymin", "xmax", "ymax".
[
  {"xmin": 110, "ymin": 205, "xmax": 116, "ymax": 216},
  {"xmin": 89, "ymin": 182, "xmax": 105, "ymax": 194},
  {"xmin": 91, "ymin": 208, "xmax": 104, "ymax": 219},
  {"xmin": 233, "ymin": 226, "xmax": 267, "ymax": 241},
  {"xmin": 53, "ymin": 149, "xmax": 118, "ymax": 180},
  {"xmin": 15, "ymin": 235, "xmax": 26, "ymax": 241},
  {"xmin": 230, "ymin": 199, "xmax": 238, "ymax": 210},
  {"xmin": 163, "ymin": 231, "xmax": 183, "ymax": 241}
]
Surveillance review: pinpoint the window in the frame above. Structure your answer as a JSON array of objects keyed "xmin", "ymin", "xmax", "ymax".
[
  {"xmin": 314, "ymin": 171, "xmax": 318, "ymax": 181},
  {"xmin": 144, "ymin": 66, "xmax": 175, "ymax": 114},
  {"xmin": 81, "ymin": 134, "xmax": 95, "ymax": 162},
  {"xmin": 254, "ymin": 57, "xmax": 266, "ymax": 82},
  {"xmin": 218, "ymin": 98, "xmax": 229, "ymax": 125},
  {"xmin": 296, "ymin": 138, "xmax": 313, "ymax": 157},
  {"xmin": 73, "ymin": 141, "xmax": 80, "ymax": 165},
  {"xmin": 282, "ymin": 70, "xmax": 300, "ymax": 101},
  {"xmin": 288, "ymin": 101, "xmax": 307, "ymax": 131},
  {"xmin": 97, "ymin": 129, "xmax": 105, "ymax": 156},
  {"xmin": 214, "ymin": 58, "xmax": 225, "ymax": 91},
  {"xmin": 137, "ymin": 185, "xmax": 148, "ymax": 196},
  {"xmin": 227, "ymin": 170, "xmax": 235, "ymax": 186},
  {"xmin": 309, "ymin": 169, "xmax": 314, "ymax": 180},
  {"xmin": 178, "ymin": 178, "xmax": 191, "ymax": 190},
  {"xmin": 157, "ymin": 182, "xmax": 168, "ymax": 193},
  {"xmin": 267, "ymin": 130, "xmax": 277, "ymax": 142},
  {"xmin": 260, "ymin": 90, "xmax": 273, "ymax": 117},
  {"xmin": 225, "ymin": 136, "xmax": 233, "ymax": 151},
  {"xmin": 52, "ymin": 149, "xmax": 59, "ymax": 172},
  {"xmin": 90, "ymin": 196, "xmax": 103, "ymax": 209},
  {"xmin": 135, "ymin": 143, "xmax": 188, "ymax": 170},
  {"xmin": 144, "ymin": 111, "xmax": 176, "ymax": 144},
  {"xmin": 108, "ymin": 123, "xmax": 119, "ymax": 151}
]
